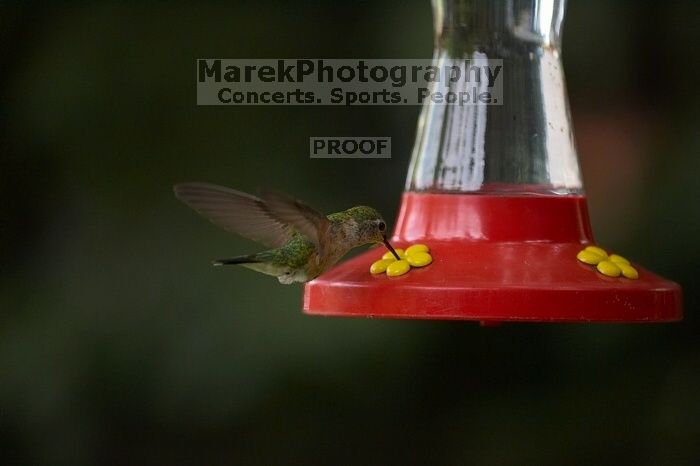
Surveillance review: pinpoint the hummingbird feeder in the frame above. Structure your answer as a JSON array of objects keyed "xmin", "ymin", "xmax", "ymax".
[{"xmin": 303, "ymin": 0, "xmax": 682, "ymax": 322}]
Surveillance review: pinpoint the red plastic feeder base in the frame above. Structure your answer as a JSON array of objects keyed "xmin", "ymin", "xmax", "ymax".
[{"xmin": 303, "ymin": 193, "xmax": 682, "ymax": 322}]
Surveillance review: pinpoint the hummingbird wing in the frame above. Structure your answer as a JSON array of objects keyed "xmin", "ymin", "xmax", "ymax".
[
  {"xmin": 173, "ymin": 183, "xmax": 294, "ymax": 248},
  {"xmin": 259, "ymin": 188, "xmax": 330, "ymax": 250}
]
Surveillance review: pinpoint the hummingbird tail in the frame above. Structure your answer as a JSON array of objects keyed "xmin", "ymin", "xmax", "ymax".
[{"xmin": 212, "ymin": 255, "xmax": 260, "ymax": 266}]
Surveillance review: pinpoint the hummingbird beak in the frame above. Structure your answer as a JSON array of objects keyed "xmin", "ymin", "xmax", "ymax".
[{"xmin": 382, "ymin": 235, "xmax": 401, "ymax": 260}]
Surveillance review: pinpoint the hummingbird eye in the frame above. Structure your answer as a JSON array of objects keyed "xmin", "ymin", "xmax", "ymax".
[{"xmin": 378, "ymin": 221, "xmax": 386, "ymax": 232}]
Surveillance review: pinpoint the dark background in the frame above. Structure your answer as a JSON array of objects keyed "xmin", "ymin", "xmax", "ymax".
[{"xmin": 1, "ymin": 1, "xmax": 699, "ymax": 464}]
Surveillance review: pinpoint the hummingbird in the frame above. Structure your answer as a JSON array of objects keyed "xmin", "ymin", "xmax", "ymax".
[{"xmin": 173, "ymin": 182, "xmax": 400, "ymax": 284}]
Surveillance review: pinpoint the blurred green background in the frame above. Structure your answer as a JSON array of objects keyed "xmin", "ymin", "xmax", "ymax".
[{"xmin": 1, "ymin": 1, "xmax": 699, "ymax": 464}]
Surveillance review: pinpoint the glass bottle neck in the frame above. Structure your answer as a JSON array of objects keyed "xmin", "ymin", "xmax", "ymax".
[{"xmin": 433, "ymin": 0, "xmax": 565, "ymax": 51}]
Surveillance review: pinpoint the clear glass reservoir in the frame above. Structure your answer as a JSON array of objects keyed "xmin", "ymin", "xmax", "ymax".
[{"xmin": 406, "ymin": 0, "xmax": 582, "ymax": 195}]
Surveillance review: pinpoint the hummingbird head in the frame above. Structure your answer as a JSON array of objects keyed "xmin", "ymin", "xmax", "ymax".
[{"xmin": 342, "ymin": 206, "xmax": 401, "ymax": 260}]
